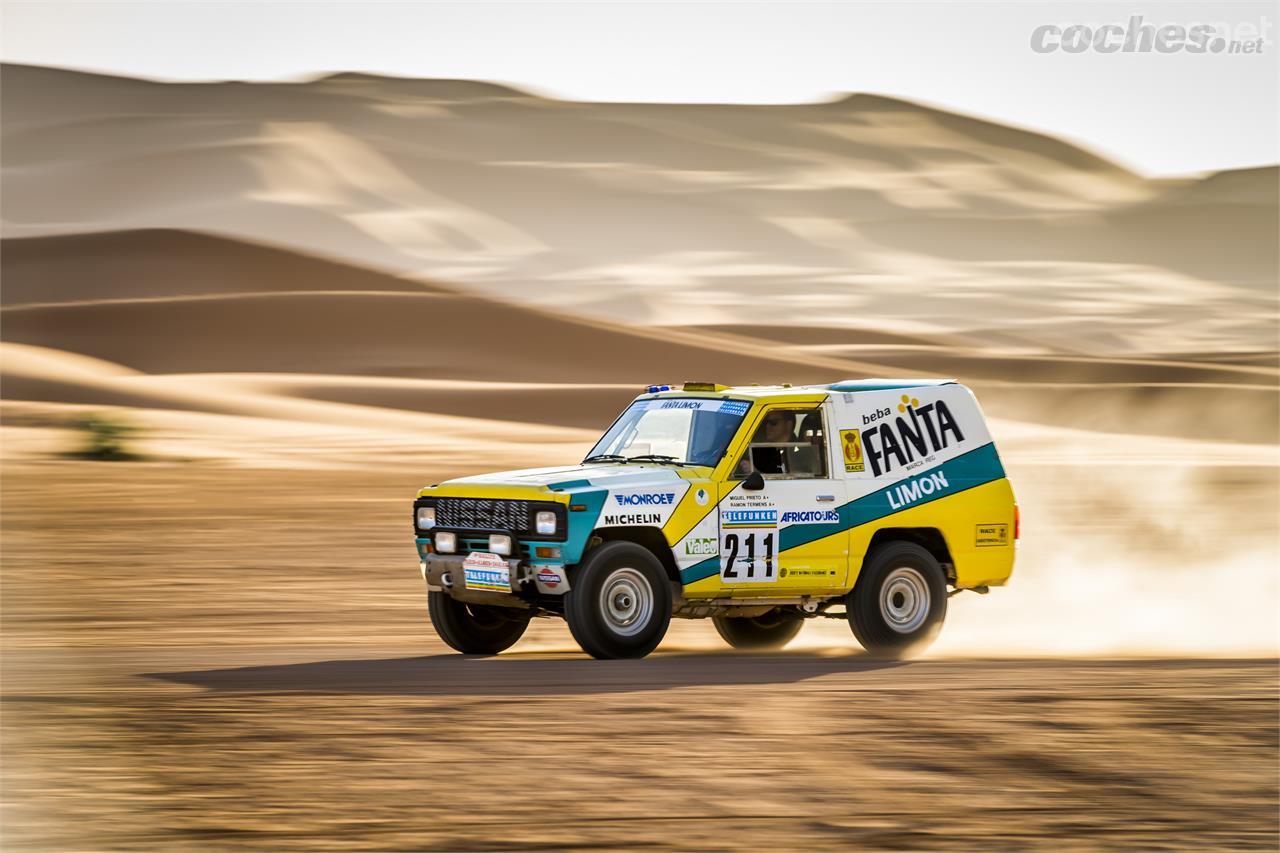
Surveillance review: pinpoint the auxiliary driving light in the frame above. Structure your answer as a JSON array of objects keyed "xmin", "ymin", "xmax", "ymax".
[
  {"xmin": 488, "ymin": 534, "xmax": 513, "ymax": 556},
  {"xmin": 434, "ymin": 531, "xmax": 457, "ymax": 553},
  {"xmin": 535, "ymin": 510, "xmax": 557, "ymax": 535},
  {"xmin": 416, "ymin": 506, "xmax": 436, "ymax": 530}
]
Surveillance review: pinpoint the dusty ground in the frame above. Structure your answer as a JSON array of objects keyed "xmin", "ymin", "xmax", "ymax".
[{"xmin": 2, "ymin": 460, "xmax": 1276, "ymax": 851}]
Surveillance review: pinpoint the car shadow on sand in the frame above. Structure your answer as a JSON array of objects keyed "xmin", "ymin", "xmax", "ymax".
[{"xmin": 144, "ymin": 649, "xmax": 909, "ymax": 696}]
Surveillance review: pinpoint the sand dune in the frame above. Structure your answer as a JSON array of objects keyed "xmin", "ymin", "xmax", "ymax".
[
  {"xmin": 1, "ymin": 229, "xmax": 890, "ymax": 385},
  {"xmin": 3, "ymin": 64, "xmax": 1274, "ymax": 356}
]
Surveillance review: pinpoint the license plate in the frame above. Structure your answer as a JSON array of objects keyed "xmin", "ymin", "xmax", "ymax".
[{"xmin": 463, "ymin": 551, "xmax": 511, "ymax": 592}]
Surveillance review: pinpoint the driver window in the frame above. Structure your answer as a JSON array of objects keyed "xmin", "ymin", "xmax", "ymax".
[{"xmin": 731, "ymin": 407, "xmax": 828, "ymax": 479}]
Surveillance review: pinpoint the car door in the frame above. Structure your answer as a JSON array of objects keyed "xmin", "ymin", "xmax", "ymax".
[{"xmin": 715, "ymin": 402, "xmax": 849, "ymax": 595}]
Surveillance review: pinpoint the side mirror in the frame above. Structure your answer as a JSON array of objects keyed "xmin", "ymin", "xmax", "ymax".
[{"xmin": 742, "ymin": 470, "xmax": 765, "ymax": 491}]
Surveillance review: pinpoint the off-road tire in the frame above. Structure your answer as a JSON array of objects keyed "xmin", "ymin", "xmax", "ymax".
[
  {"xmin": 428, "ymin": 591, "xmax": 531, "ymax": 655},
  {"xmin": 848, "ymin": 541, "xmax": 947, "ymax": 658},
  {"xmin": 712, "ymin": 611, "xmax": 804, "ymax": 650},
  {"xmin": 565, "ymin": 541, "xmax": 672, "ymax": 659}
]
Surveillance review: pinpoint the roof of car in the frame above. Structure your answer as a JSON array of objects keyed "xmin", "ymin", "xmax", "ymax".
[{"xmin": 639, "ymin": 379, "xmax": 957, "ymax": 401}]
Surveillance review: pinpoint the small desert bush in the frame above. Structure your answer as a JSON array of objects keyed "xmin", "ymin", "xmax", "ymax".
[{"xmin": 73, "ymin": 413, "xmax": 141, "ymax": 461}]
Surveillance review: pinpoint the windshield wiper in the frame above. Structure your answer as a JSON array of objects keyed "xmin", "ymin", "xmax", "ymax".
[
  {"xmin": 583, "ymin": 454, "xmax": 630, "ymax": 464},
  {"xmin": 626, "ymin": 454, "xmax": 690, "ymax": 466}
]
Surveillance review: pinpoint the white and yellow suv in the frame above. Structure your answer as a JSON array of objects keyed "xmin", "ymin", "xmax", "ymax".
[{"xmin": 413, "ymin": 379, "xmax": 1018, "ymax": 659}]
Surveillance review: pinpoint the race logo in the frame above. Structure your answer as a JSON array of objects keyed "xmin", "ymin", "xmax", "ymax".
[
  {"xmin": 780, "ymin": 510, "xmax": 840, "ymax": 524},
  {"xmin": 613, "ymin": 492, "xmax": 676, "ymax": 506},
  {"xmin": 694, "ymin": 487, "xmax": 710, "ymax": 506},
  {"xmin": 863, "ymin": 395, "xmax": 965, "ymax": 477},
  {"xmin": 684, "ymin": 536, "xmax": 717, "ymax": 556},
  {"xmin": 840, "ymin": 429, "xmax": 865, "ymax": 472}
]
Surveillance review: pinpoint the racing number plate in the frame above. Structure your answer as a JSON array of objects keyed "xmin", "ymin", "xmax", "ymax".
[
  {"xmin": 463, "ymin": 551, "xmax": 512, "ymax": 592},
  {"xmin": 719, "ymin": 528, "xmax": 778, "ymax": 583}
]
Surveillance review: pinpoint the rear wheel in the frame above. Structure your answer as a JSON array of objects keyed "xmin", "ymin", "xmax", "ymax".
[
  {"xmin": 565, "ymin": 541, "xmax": 672, "ymax": 659},
  {"xmin": 428, "ymin": 591, "xmax": 531, "ymax": 655},
  {"xmin": 712, "ymin": 610, "xmax": 804, "ymax": 650},
  {"xmin": 848, "ymin": 541, "xmax": 947, "ymax": 658}
]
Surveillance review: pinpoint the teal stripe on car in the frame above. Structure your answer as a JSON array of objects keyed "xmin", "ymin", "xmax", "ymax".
[
  {"xmin": 677, "ymin": 443, "xmax": 1006, "ymax": 585},
  {"xmin": 563, "ymin": 489, "xmax": 608, "ymax": 564},
  {"xmin": 779, "ymin": 442, "xmax": 1005, "ymax": 554},
  {"xmin": 679, "ymin": 556, "xmax": 720, "ymax": 584},
  {"xmin": 549, "ymin": 479, "xmax": 593, "ymax": 491}
]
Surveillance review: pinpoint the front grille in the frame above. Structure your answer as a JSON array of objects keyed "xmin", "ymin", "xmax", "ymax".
[{"xmin": 435, "ymin": 498, "xmax": 532, "ymax": 533}]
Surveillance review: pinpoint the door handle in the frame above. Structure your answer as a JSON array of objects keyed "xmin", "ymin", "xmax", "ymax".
[{"xmin": 816, "ymin": 495, "xmax": 835, "ymax": 502}]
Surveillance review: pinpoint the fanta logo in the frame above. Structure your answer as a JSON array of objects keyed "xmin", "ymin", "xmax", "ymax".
[
  {"xmin": 613, "ymin": 492, "xmax": 676, "ymax": 506},
  {"xmin": 780, "ymin": 510, "xmax": 840, "ymax": 523},
  {"xmin": 863, "ymin": 397, "xmax": 965, "ymax": 477}
]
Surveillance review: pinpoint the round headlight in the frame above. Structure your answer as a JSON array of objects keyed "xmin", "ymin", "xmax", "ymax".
[
  {"xmin": 416, "ymin": 506, "xmax": 436, "ymax": 530},
  {"xmin": 535, "ymin": 510, "xmax": 557, "ymax": 535}
]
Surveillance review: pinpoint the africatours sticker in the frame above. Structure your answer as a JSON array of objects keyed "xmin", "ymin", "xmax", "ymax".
[{"xmin": 779, "ymin": 510, "xmax": 840, "ymax": 524}]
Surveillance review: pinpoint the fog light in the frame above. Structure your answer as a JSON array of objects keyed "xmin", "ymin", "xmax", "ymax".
[
  {"xmin": 489, "ymin": 534, "xmax": 513, "ymax": 556},
  {"xmin": 434, "ymin": 531, "xmax": 457, "ymax": 553},
  {"xmin": 416, "ymin": 506, "xmax": 436, "ymax": 530}
]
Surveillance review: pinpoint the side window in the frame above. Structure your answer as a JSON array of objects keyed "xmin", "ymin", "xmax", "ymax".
[{"xmin": 731, "ymin": 407, "xmax": 829, "ymax": 479}]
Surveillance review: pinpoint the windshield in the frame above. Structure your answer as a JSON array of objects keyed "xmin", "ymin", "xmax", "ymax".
[{"xmin": 586, "ymin": 398, "xmax": 752, "ymax": 467}]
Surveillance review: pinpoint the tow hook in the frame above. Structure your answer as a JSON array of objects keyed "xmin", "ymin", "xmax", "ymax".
[{"xmin": 948, "ymin": 585, "xmax": 990, "ymax": 598}]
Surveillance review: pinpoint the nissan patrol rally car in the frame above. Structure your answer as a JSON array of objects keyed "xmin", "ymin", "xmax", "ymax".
[{"xmin": 413, "ymin": 379, "xmax": 1018, "ymax": 659}]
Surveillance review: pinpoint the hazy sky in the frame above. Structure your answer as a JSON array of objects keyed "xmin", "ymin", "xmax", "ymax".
[{"xmin": 2, "ymin": 0, "xmax": 1276, "ymax": 175}]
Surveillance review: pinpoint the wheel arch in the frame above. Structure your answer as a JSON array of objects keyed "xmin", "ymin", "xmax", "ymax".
[
  {"xmin": 589, "ymin": 526, "xmax": 680, "ymax": 583},
  {"xmin": 864, "ymin": 527, "xmax": 955, "ymax": 584}
]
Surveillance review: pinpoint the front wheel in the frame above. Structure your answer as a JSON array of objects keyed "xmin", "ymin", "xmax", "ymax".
[
  {"xmin": 712, "ymin": 610, "xmax": 804, "ymax": 650},
  {"xmin": 847, "ymin": 541, "xmax": 947, "ymax": 658},
  {"xmin": 428, "ymin": 591, "xmax": 531, "ymax": 655},
  {"xmin": 565, "ymin": 541, "xmax": 672, "ymax": 659}
]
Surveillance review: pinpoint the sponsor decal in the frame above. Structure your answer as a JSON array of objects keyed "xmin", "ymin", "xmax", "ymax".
[
  {"xmin": 780, "ymin": 510, "xmax": 840, "ymax": 524},
  {"xmin": 976, "ymin": 523, "xmax": 1010, "ymax": 547},
  {"xmin": 840, "ymin": 429, "xmax": 865, "ymax": 473},
  {"xmin": 613, "ymin": 492, "xmax": 676, "ymax": 506},
  {"xmin": 722, "ymin": 509, "xmax": 777, "ymax": 528},
  {"xmin": 463, "ymin": 551, "xmax": 511, "ymax": 592},
  {"xmin": 602, "ymin": 513, "xmax": 662, "ymax": 525},
  {"xmin": 863, "ymin": 395, "xmax": 965, "ymax": 477},
  {"xmin": 536, "ymin": 567, "xmax": 563, "ymax": 588},
  {"xmin": 694, "ymin": 487, "xmax": 710, "ymax": 506},
  {"xmin": 719, "ymin": 528, "xmax": 777, "ymax": 583},
  {"xmin": 684, "ymin": 536, "xmax": 718, "ymax": 556},
  {"xmin": 648, "ymin": 398, "xmax": 750, "ymax": 415},
  {"xmin": 885, "ymin": 470, "xmax": 949, "ymax": 511}
]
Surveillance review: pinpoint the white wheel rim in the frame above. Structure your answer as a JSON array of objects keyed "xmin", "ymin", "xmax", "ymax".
[
  {"xmin": 879, "ymin": 566, "xmax": 930, "ymax": 634},
  {"xmin": 600, "ymin": 567, "xmax": 653, "ymax": 637}
]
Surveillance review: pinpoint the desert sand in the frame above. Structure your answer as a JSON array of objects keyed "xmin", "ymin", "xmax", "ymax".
[{"xmin": 1, "ymin": 64, "xmax": 1277, "ymax": 849}]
